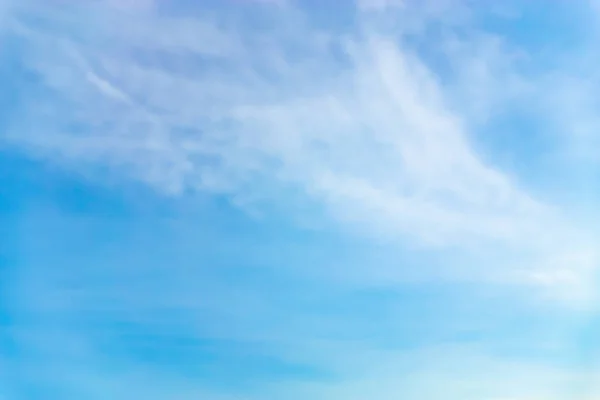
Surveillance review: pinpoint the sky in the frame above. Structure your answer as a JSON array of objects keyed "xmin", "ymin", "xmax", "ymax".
[{"xmin": 3, "ymin": 0, "xmax": 600, "ymax": 399}]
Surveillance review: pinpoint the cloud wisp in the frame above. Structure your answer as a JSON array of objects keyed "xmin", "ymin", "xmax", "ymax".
[
  {"xmin": 2, "ymin": 0, "xmax": 600, "ymax": 293},
  {"xmin": 4, "ymin": 1, "xmax": 600, "ymax": 399}
]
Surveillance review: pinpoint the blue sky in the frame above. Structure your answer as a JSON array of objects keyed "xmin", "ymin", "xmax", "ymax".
[{"xmin": 3, "ymin": 0, "xmax": 600, "ymax": 399}]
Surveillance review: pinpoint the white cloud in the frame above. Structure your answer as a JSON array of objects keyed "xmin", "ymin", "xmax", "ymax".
[
  {"xmin": 1, "ymin": 0, "xmax": 599, "ymax": 295},
  {"xmin": 7, "ymin": 4, "xmax": 600, "ymax": 400}
]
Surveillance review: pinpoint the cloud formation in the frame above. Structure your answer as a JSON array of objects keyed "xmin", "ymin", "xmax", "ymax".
[
  {"xmin": 2, "ymin": 0, "xmax": 600, "ymax": 294},
  {"xmin": 4, "ymin": 1, "xmax": 600, "ymax": 399}
]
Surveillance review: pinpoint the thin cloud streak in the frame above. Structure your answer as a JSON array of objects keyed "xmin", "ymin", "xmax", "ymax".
[
  {"xmin": 1, "ymin": 0, "xmax": 598, "ymax": 294},
  {"xmin": 3, "ymin": 2, "xmax": 600, "ymax": 398}
]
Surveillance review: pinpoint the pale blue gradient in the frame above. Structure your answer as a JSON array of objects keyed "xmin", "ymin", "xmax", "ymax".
[{"xmin": 2, "ymin": 1, "xmax": 600, "ymax": 399}]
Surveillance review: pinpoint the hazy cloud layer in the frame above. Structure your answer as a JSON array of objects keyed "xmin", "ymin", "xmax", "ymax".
[{"xmin": 4, "ymin": 0, "xmax": 600, "ymax": 399}]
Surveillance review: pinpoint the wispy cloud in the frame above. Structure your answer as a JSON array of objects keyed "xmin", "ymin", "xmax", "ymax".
[
  {"xmin": 3, "ymin": 0, "xmax": 600, "ymax": 398},
  {"xmin": 3, "ymin": 0, "xmax": 599, "ymax": 292}
]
